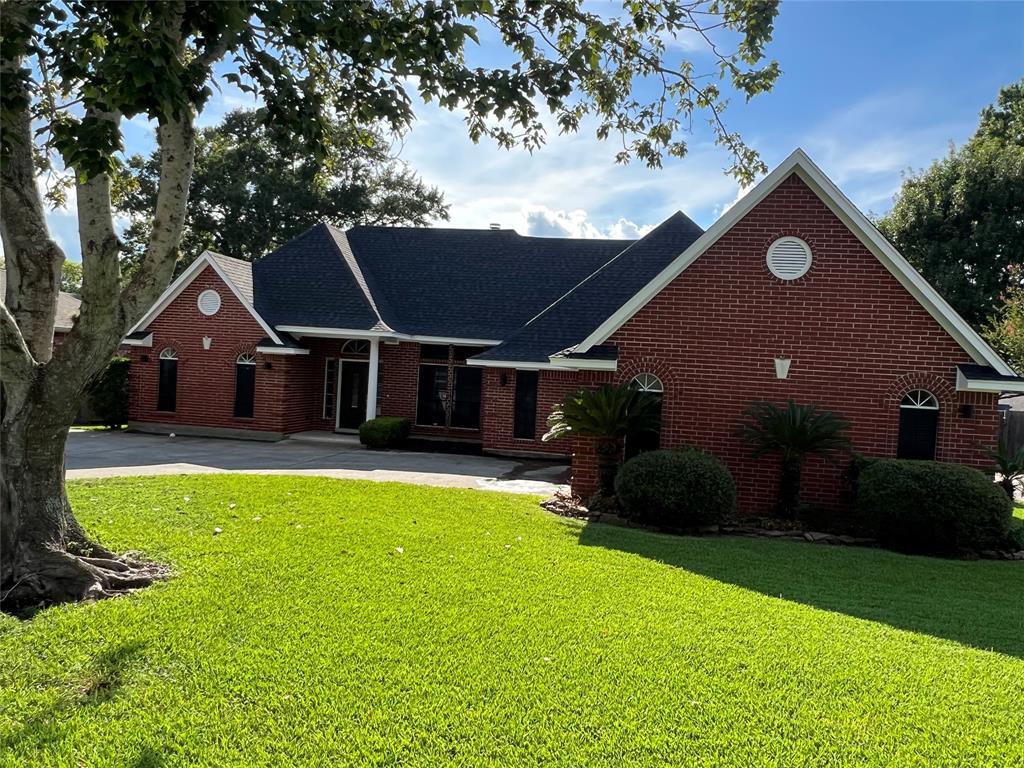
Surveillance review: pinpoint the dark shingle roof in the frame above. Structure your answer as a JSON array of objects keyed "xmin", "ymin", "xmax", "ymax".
[
  {"xmin": 473, "ymin": 211, "xmax": 704, "ymax": 363},
  {"xmin": 207, "ymin": 252, "xmax": 254, "ymax": 303},
  {"xmin": 957, "ymin": 364, "xmax": 1024, "ymax": 383}
]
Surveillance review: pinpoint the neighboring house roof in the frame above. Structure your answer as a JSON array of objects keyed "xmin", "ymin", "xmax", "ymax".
[
  {"xmin": 471, "ymin": 212, "xmax": 704, "ymax": 366},
  {"xmin": 0, "ymin": 268, "xmax": 81, "ymax": 331}
]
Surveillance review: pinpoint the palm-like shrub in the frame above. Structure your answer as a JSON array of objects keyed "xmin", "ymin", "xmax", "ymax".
[
  {"xmin": 736, "ymin": 399, "xmax": 851, "ymax": 519},
  {"xmin": 543, "ymin": 383, "xmax": 661, "ymax": 497},
  {"xmin": 987, "ymin": 434, "xmax": 1024, "ymax": 499}
]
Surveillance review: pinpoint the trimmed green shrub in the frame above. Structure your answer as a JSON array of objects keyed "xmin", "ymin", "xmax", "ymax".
[
  {"xmin": 359, "ymin": 416, "xmax": 411, "ymax": 450},
  {"xmin": 86, "ymin": 356, "xmax": 130, "ymax": 429},
  {"xmin": 1005, "ymin": 517, "xmax": 1024, "ymax": 551},
  {"xmin": 614, "ymin": 448, "xmax": 736, "ymax": 528},
  {"xmin": 855, "ymin": 458, "xmax": 1012, "ymax": 555}
]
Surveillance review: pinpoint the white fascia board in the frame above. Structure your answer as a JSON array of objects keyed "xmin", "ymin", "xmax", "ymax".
[
  {"xmin": 126, "ymin": 252, "xmax": 282, "ymax": 345},
  {"xmin": 256, "ymin": 345, "xmax": 310, "ymax": 356},
  {"xmin": 277, "ymin": 326, "xmax": 395, "ymax": 339},
  {"xmin": 575, "ymin": 148, "xmax": 1014, "ymax": 376},
  {"xmin": 401, "ymin": 334, "xmax": 501, "ymax": 346},
  {"xmin": 547, "ymin": 356, "xmax": 618, "ymax": 371},
  {"xmin": 956, "ymin": 368, "xmax": 1024, "ymax": 394},
  {"xmin": 121, "ymin": 333, "xmax": 154, "ymax": 347},
  {"xmin": 464, "ymin": 358, "xmax": 563, "ymax": 370}
]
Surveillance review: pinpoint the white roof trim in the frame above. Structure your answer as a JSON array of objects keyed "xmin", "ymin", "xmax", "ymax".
[
  {"xmin": 121, "ymin": 332, "xmax": 153, "ymax": 347},
  {"xmin": 255, "ymin": 345, "xmax": 310, "ymax": 356},
  {"xmin": 465, "ymin": 358, "xmax": 563, "ymax": 370},
  {"xmin": 402, "ymin": 335, "xmax": 501, "ymax": 346},
  {"xmin": 956, "ymin": 369, "xmax": 1024, "ymax": 394},
  {"xmin": 576, "ymin": 148, "xmax": 1014, "ymax": 376},
  {"xmin": 127, "ymin": 252, "xmax": 281, "ymax": 345},
  {"xmin": 547, "ymin": 356, "xmax": 618, "ymax": 371},
  {"xmin": 278, "ymin": 326, "xmax": 500, "ymax": 346}
]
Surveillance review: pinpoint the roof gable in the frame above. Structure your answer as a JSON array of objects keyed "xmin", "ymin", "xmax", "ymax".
[
  {"xmin": 127, "ymin": 251, "xmax": 279, "ymax": 343},
  {"xmin": 574, "ymin": 149, "xmax": 1014, "ymax": 375}
]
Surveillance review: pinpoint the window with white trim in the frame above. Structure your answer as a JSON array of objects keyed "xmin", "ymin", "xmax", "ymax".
[
  {"xmin": 341, "ymin": 339, "xmax": 370, "ymax": 356},
  {"xmin": 234, "ymin": 352, "xmax": 256, "ymax": 418},
  {"xmin": 323, "ymin": 359, "xmax": 338, "ymax": 420},
  {"xmin": 626, "ymin": 372, "xmax": 663, "ymax": 458},
  {"xmin": 197, "ymin": 289, "xmax": 221, "ymax": 316},
  {"xmin": 897, "ymin": 389, "xmax": 939, "ymax": 460},
  {"xmin": 767, "ymin": 237, "xmax": 812, "ymax": 280},
  {"xmin": 157, "ymin": 348, "xmax": 178, "ymax": 412}
]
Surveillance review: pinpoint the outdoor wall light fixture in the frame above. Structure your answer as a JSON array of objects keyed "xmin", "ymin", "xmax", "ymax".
[
  {"xmin": 500, "ymin": 373, "xmax": 509, "ymax": 387},
  {"xmin": 774, "ymin": 355, "xmax": 792, "ymax": 380},
  {"xmin": 202, "ymin": 336, "xmax": 212, "ymax": 350},
  {"xmin": 264, "ymin": 362, "xmax": 273, "ymax": 370}
]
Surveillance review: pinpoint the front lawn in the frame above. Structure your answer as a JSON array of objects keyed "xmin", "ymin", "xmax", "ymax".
[{"xmin": 1, "ymin": 477, "xmax": 1021, "ymax": 766}]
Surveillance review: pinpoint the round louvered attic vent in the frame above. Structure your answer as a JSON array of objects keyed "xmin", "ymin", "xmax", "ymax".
[
  {"xmin": 197, "ymin": 289, "xmax": 222, "ymax": 316},
  {"xmin": 766, "ymin": 237, "xmax": 812, "ymax": 280}
]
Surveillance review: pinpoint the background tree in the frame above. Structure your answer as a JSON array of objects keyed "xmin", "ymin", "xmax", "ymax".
[
  {"xmin": 117, "ymin": 110, "xmax": 449, "ymax": 270},
  {"xmin": 984, "ymin": 264, "xmax": 1024, "ymax": 371},
  {"xmin": 1, "ymin": 0, "xmax": 780, "ymax": 611},
  {"xmin": 60, "ymin": 259, "xmax": 82, "ymax": 294},
  {"xmin": 876, "ymin": 79, "xmax": 1024, "ymax": 329}
]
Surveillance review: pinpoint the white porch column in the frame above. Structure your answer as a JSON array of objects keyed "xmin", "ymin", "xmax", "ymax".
[{"xmin": 365, "ymin": 337, "xmax": 380, "ymax": 423}]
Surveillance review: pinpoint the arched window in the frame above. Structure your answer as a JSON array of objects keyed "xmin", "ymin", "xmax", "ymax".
[
  {"xmin": 897, "ymin": 389, "xmax": 939, "ymax": 460},
  {"xmin": 234, "ymin": 352, "xmax": 257, "ymax": 418},
  {"xmin": 157, "ymin": 348, "xmax": 178, "ymax": 412},
  {"xmin": 626, "ymin": 373, "xmax": 664, "ymax": 459},
  {"xmin": 341, "ymin": 339, "xmax": 371, "ymax": 356}
]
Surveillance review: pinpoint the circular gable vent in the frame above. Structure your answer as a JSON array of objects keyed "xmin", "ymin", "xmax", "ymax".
[
  {"xmin": 197, "ymin": 289, "xmax": 222, "ymax": 316},
  {"xmin": 766, "ymin": 237, "xmax": 812, "ymax": 280}
]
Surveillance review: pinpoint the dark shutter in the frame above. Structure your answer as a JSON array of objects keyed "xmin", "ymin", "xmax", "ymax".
[
  {"xmin": 513, "ymin": 370, "xmax": 539, "ymax": 439},
  {"xmin": 234, "ymin": 363, "xmax": 255, "ymax": 418},
  {"xmin": 157, "ymin": 359, "xmax": 177, "ymax": 412},
  {"xmin": 897, "ymin": 408, "xmax": 938, "ymax": 459},
  {"xmin": 451, "ymin": 366, "xmax": 483, "ymax": 429}
]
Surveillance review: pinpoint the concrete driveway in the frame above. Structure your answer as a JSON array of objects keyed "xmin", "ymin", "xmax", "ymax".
[{"xmin": 65, "ymin": 430, "xmax": 569, "ymax": 495}]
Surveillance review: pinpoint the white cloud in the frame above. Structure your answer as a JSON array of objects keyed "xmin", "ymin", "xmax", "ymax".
[{"xmin": 522, "ymin": 206, "xmax": 653, "ymax": 239}]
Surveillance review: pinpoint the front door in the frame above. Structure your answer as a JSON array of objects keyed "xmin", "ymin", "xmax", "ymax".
[{"xmin": 337, "ymin": 360, "xmax": 369, "ymax": 430}]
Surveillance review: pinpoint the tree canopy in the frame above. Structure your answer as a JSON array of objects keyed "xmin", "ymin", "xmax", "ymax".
[
  {"xmin": 877, "ymin": 79, "xmax": 1024, "ymax": 329},
  {"xmin": 117, "ymin": 110, "xmax": 449, "ymax": 267}
]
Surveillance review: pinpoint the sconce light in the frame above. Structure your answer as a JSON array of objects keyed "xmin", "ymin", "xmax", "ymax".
[
  {"xmin": 774, "ymin": 355, "xmax": 792, "ymax": 380},
  {"xmin": 141, "ymin": 354, "xmax": 150, "ymax": 363},
  {"xmin": 500, "ymin": 373, "xmax": 509, "ymax": 387},
  {"xmin": 959, "ymin": 403, "xmax": 974, "ymax": 418},
  {"xmin": 264, "ymin": 362, "xmax": 273, "ymax": 370},
  {"xmin": 202, "ymin": 336, "xmax": 212, "ymax": 350}
]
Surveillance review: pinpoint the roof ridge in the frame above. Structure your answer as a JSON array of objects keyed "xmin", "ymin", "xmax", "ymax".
[
  {"xmin": 323, "ymin": 223, "xmax": 395, "ymax": 333},
  {"xmin": 518, "ymin": 211, "xmax": 700, "ymax": 330}
]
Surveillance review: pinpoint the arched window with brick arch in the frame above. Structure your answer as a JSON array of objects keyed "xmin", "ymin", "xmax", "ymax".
[
  {"xmin": 234, "ymin": 352, "xmax": 257, "ymax": 418},
  {"xmin": 625, "ymin": 373, "xmax": 664, "ymax": 459},
  {"xmin": 897, "ymin": 389, "xmax": 939, "ymax": 460},
  {"xmin": 157, "ymin": 348, "xmax": 178, "ymax": 412}
]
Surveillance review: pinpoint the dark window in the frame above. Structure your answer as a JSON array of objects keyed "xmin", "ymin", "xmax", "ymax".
[
  {"xmin": 453, "ymin": 345, "xmax": 487, "ymax": 362},
  {"xmin": 625, "ymin": 373, "xmax": 663, "ymax": 460},
  {"xmin": 416, "ymin": 364, "xmax": 448, "ymax": 425},
  {"xmin": 513, "ymin": 370, "xmax": 539, "ymax": 439},
  {"xmin": 234, "ymin": 353, "xmax": 256, "ymax": 418},
  {"xmin": 157, "ymin": 348, "xmax": 178, "ymax": 412},
  {"xmin": 451, "ymin": 367, "xmax": 483, "ymax": 429},
  {"xmin": 897, "ymin": 390, "xmax": 939, "ymax": 460}
]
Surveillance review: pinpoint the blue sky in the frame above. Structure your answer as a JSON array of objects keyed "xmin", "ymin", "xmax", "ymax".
[{"xmin": 49, "ymin": 1, "xmax": 1023, "ymax": 260}]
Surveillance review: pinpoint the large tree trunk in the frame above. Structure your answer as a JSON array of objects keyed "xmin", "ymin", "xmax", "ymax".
[{"xmin": 1, "ymin": 379, "xmax": 166, "ymax": 614}]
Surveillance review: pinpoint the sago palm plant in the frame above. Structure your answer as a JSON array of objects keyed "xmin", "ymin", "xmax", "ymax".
[
  {"xmin": 543, "ymin": 383, "xmax": 661, "ymax": 497},
  {"xmin": 736, "ymin": 399, "xmax": 851, "ymax": 519},
  {"xmin": 987, "ymin": 434, "xmax": 1024, "ymax": 499}
]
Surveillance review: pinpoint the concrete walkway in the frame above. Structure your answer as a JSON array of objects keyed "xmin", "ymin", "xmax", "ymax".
[{"xmin": 65, "ymin": 430, "xmax": 569, "ymax": 495}]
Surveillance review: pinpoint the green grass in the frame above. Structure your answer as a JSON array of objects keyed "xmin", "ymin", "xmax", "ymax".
[{"xmin": 1, "ymin": 476, "xmax": 1021, "ymax": 767}]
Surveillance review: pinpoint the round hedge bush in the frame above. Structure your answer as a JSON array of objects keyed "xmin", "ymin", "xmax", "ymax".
[
  {"xmin": 855, "ymin": 458, "xmax": 1012, "ymax": 555},
  {"xmin": 614, "ymin": 448, "xmax": 736, "ymax": 528}
]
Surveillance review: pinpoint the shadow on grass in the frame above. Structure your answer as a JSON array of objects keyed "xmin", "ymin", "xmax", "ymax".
[
  {"xmin": 577, "ymin": 521, "xmax": 1024, "ymax": 658},
  {"xmin": 1, "ymin": 640, "xmax": 149, "ymax": 755}
]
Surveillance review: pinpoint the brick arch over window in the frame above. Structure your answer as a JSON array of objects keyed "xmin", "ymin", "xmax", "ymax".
[
  {"xmin": 220, "ymin": 342, "xmax": 260, "ymax": 370},
  {"xmin": 882, "ymin": 372, "xmax": 955, "ymax": 458},
  {"xmin": 616, "ymin": 356, "xmax": 677, "ymax": 393}
]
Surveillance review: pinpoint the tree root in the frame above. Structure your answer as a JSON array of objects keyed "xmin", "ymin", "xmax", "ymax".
[{"xmin": 1, "ymin": 546, "xmax": 169, "ymax": 617}]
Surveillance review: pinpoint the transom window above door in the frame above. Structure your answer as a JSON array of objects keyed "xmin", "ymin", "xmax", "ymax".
[
  {"xmin": 631, "ymin": 372, "xmax": 664, "ymax": 393},
  {"xmin": 901, "ymin": 389, "xmax": 938, "ymax": 409},
  {"xmin": 341, "ymin": 339, "xmax": 370, "ymax": 356}
]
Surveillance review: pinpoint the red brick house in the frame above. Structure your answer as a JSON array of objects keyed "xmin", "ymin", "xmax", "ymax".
[{"xmin": 124, "ymin": 150, "xmax": 1024, "ymax": 513}]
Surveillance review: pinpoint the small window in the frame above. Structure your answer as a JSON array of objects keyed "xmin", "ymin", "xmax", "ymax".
[
  {"xmin": 197, "ymin": 289, "xmax": 221, "ymax": 316},
  {"xmin": 767, "ymin": 237, "xmax": 812, "ymax": 280},
  {"xmin": 341, "ymin": 339, "xmax": 370, "ymax": 356},
  {"xmin": 897, "ymin": 389, "xmax": 939, "ymax": 460},
  {"xmin": 420, "ymin": 344, "xmax": 449, "ymax": 362},
  {"xmin": 234, "ymin": 352, "xmax": 256, "ymax": 418},
  {"xmin": 157, "ymin": 348, "xmax": 178, "ymax": 412},
  {"xmin": 323, "ymin": 359, "xmax": 337, "ymax": 420},
  {"xmin": 626, "ymin": 372, "xmax": 663, "ymax": 459}
]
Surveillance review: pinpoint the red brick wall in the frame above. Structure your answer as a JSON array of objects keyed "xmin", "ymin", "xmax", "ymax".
[
  {"xmin": 571, "ymin": 174, "xmax": 1001, "ymax": 513},
  {"xmin": 127, "ymin": 266, "xmax": 298, "ymax": 433}
]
